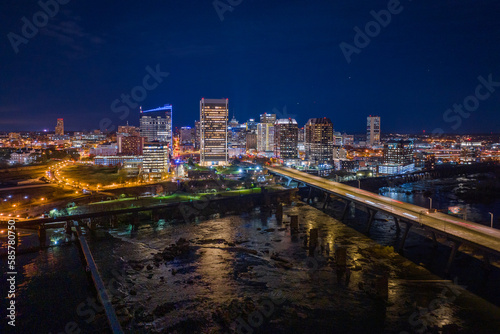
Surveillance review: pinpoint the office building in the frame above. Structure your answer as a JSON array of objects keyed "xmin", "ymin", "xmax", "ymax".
[
  {"xmin": 260, "ymin": 113, "xmax": 276, "ymax": 124},
  {"xmin": 305, "ymin": 117, "xmax": 334, "ymax": 164},
  {"xmin": 200, "ymin": 98, "xmax": 229, "ymax": 166},
  {"xmin": 246, "ymin": 133, "xmax": 257, "ymax": 150},
  {"xmin": 117, "ymin": 135, "xmax": 144, "ymax": 155},
  {"xmin": 274, "ymin": 118, "xmax": 298, "ymax": 161},
  {"xmin": 383, "ymin": 140, "xmax": 414, "ymax": 165},
  {"xmin": 140, "ymin": 104, "xmax": 173, "ymax": 148},
  {"xmin": 118, "ymin": 124, "xmax": 139, "ymax": 137},
  {"xmin": 257, "ymin": 122, "xmax": 274, "ymax": 152},
  {"xmin": 367, "ymin": 116, "xmax": 381, "ymax": 146},
  {"xmin": 180, "ymin": 127, "xmax": 196, "ymax": 145},
  {"xmin": 142, "ymin": 141, "xmax": 169, "ymax": 180},
  {"xmin": 55, "ymin": 118, "xmax": 64, "ymax": 136}
]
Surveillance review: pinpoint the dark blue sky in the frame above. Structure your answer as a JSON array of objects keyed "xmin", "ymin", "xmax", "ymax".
[{"xmin": 1, "ymin": 0, "xmax": 500, "ymax": 134}]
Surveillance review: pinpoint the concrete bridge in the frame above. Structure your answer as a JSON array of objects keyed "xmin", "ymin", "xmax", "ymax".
[{"xmin": 267, "ymin": 166, "xmax": 500, "ymax": 273}]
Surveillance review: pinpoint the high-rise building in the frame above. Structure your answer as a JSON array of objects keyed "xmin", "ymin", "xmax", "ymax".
[
  {"xmin": 200, "ymin": 98, "xmax": 229, "ymax": 166},
  {"xmin": 140, "ymin": 104, "xmax": 172, "ymax": 148},
  {"xmin": 257, "ymin": 123, "xmax": 275, "ymax": 152},
  {"xmin": 367, "ymin": 116, "xmax": 381, "ymax": 146},
  {"xmin": 305, "ymin": 117, "xmax": 334, "ymax": 164},
  {"xmin": 55, "ymin": 118, "xmax": 64, "ymax": 136},
  {"xmin": 142, "ymin": 141, "xmax": 169, "ymax": 180},
  {"xmin": 274, "ymin": 118, "xmax": 298, "ymax": 161},
  {"xmin": 260, "ymin": 113, "xmax": 276, "ymax": 124},
  {"xmin": 118, "ymin": 135, "xmax": 144, "ymax": 155},
  {"xmin": 383, "ymin": 140, "xmax": 414, "ymax": 164}
]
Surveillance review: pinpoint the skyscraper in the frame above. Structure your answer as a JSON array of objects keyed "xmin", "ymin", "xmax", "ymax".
[
  {"xmin": 140, "ymin": 104, "xmax": 173, "ymax": 148},
  {"xmin": 200, "ymin": 98, "xmax": 229, "ymax": 166},
  {"xmin": 305, "ymin": 117, "xmax": 334, "ymax": 164},
  {"xmin": 55, "ymin": 118, "xmax": 64, "ymax": 136},
  {"xmin": 274, "ymin": 118, "xmax": 298, "ymax": 161},
  {"xmin": 257, "ymin": 122, "xmax": 274, "ymax": 152},
  {"xmin": 367, "ymin": 116, "xmax": 381, "ymax": 146}
]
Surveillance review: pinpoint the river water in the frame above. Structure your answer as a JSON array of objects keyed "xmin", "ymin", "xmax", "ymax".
[{"xmin": 3, "ymin": 176, "xmax": 500, "ymax": 333}]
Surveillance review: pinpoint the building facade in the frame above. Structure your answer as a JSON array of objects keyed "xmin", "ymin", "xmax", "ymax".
[
  {"xmin": 257, "ymin": 122, "xmax": 274, "ymax": 152},
  {"xmin": 55, "ymin": 118, "xmax": 64, "ymax": 136},
  {"xmin": 305, "ymin": 117, "xmax": 334, "ymax": 164},
  {"xmin": 140, "ymin": 104, "xmax": 173, "ymax": 148},
  {"xmin": 117, "ymin": 135, "xmax": 144, "ymax": 155},
  {"xmin": 200, "ymin": 98, "xmax": 229, "ymax": 166},
  {"xmin": 367, "ymin": 116, "xmax": 381, "ymax": 146},
  {"xmin": 274, "ymin": 119, "xmax": 298, "ymax": 161},
  {"xmin": 142, "ymin": 142, "xmax": 169, "ymax": 180},
  {"xmin": 383, "ymin": 140, "xmax": 414, "ymax": 165}
]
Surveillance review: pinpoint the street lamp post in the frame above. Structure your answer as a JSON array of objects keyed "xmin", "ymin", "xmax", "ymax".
[
  {"xmin": 427, "ymin": 197, "xmax": 432, "ymax": 211},
  {"xmin": 489, "ymin": 212, "xmax": 494, "ymax": 228},
  {"xmin": 357, "ymin": 180, "xmax": 361, "ymax": 189}
]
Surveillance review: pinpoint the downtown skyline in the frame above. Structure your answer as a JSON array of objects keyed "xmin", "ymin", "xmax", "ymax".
[{"xmin": 1, "ymin": 0, "xmax": 500, "ymax": 134}]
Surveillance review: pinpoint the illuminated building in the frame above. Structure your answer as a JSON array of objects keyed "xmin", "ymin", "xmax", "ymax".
[
  {"xmin": 367, "ymin": 116, "xmax": 380, "ymax": 146},
  {"xmin": 140, "ymin": 104, "xmax": 172, "ymax": 148},
  {"xmin": 142, "ymin": 141, "xmax": 169, "ymax": 180},
  {"xmin": 383, "ymin": 140, "xmax": 414, "ymax": 164},
  {"xmin": 246, "ymin": 133, "xmax": 257, "ymax": 150},
  {"xmin": 305, "ymin": 117, "xmax": 334, "ymax": 164},
  {"xmin": 257, "ymin": 122, "xmax": 275, "ymax": 152},
  {"xmin": 55, "ymin": 118, "xmax": 64, "ymax": 136},
  {"xmin": 200, "ymin": 98, "xmax": 229, "ymax": 166},
  {"xmin": 260, "ymin": 113, "xmax": 276, "ymax": 124},
  {"xmin": 274, "ymin": 118, "xmax": 298, "ymax": 161},
  {"xmin": 117, "ymin": 135, "xmax": 144, "ymax": 155}
]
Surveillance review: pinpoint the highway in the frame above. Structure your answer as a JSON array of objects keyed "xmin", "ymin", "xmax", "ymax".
[{"xmin": 267, "ymin": 166, "xmax": 500, "ymax": 255}]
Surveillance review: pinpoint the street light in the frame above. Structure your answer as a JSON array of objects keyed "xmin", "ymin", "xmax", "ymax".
[
  {"xmin": 489, "ymin": 212, "xmax": 494, "ymax": 228},
  {"xmin": 427, "ymin": 197, "xmax": 432, "ymax": 211},
  {"xmin": 357, "ymin": 180, "xmax": 361, "ymax": 189}
]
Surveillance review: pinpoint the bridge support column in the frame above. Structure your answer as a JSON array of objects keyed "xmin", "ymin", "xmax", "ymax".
[
  {"xmin": 365, "ymin": 208, "xmax": 378, "ymax": 234},
  {"xmin": 322, "ymin": 192, "xmax": 330, "ymax": 209},
  {"xmin": 131, "ymin": 212, "xmax": 139, "ymax": 231},
  {"xmin": 341, "ymin": 201, "xmax": 351, "ymax": 221},
  {"xmin": 445, "ymin": 241, "xmax": 461, "ymax": 274},
  {"xmin": 307, "ymin": 187, "xmax": 313, "ymax": 204},
  {"xmin": 398, "ymin": 222, "xmax": 412, "ymax": 253},
  {"xmin": 38, "ymin": 225, "xmax": 46, "ymax": 248},
  {"xmin": 276, "ymin": 203, "xmax": 283, "ymax": 224},
  {"xmin": 431, "ymin": 232, "xmax": 439, "ymax": 249},
  {"xmin": 393, "ymin": 217, "xmax": 401, "ymax": 234},
  {"xmin": 151, "ymin": 210, "xmax": 160, "ymax": 223},
  {"xmin": 290, "ymin": 215, "xmax": 299, "ymax": 235}
]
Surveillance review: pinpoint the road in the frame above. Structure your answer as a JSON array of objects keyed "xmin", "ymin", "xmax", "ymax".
[{"xmin": 268, "ymin": 166, "xmax": 500, "ymax": 255}]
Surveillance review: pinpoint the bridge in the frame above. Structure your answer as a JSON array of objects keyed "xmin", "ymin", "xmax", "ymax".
[{"xmin": 267, "ymin": 166, "xmax": 500, "ymax": 272}]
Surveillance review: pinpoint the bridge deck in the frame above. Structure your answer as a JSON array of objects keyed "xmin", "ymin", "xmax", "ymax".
[{"xmin": 268, "ymin": 166, "xmax": 500, "ymax": 255}]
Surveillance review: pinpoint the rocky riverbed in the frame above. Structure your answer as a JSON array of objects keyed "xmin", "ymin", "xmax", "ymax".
[{"xmin": 87, "ymin": 203, "xmax": 500, "ymax": 333}]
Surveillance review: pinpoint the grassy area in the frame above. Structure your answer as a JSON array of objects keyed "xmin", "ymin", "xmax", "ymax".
[
  {"xmin": 0, "ymin": 162, "xmax": 55, "ymax": 183},
  {"xmin": 61, "ymin": 165, "xmax": 126, "ymax": 187}
]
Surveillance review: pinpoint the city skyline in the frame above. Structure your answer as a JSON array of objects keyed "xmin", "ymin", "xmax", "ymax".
[{"xmin": 1, "ymin": 1, "xmax": 500, "ymax": 133}]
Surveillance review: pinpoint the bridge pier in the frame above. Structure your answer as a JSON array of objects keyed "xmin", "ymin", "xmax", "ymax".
[
  {"xmin": 276, "ymin": 203, "xmax": 283, "ymax": 224},
  {"xmin": 365, "ymin": 208, "xmax": 378, "ymax": 234},
  {"xmin": 393, "ymin": 217, "xmax": 401, "ymax": 234},
  {"xmin": 151, "ymin": 210, "xmax": 160, "ymax": 223},
  {"xmin": 431, "ymin": 232, "xmax": 439, "ymax": 249},
  {"xmin": 340, "ymin": 201, "xmax": 351, "ymax": 221},
  {"xmin": 445, "ymin": 240, "xmax": 461, "ymax": 274},
  {"xmin": 322, "ymin": 192, "xmax": 330, "ymax": 209},
  {"xmin": 307, "ymin": 187, "xmax": 313, "ymax": 204},
  {"xmin": 290, "ymin": 215, "xmax": 299, "ymax": 235},
  {"xmin": 38, "ymin": 225, "xmax": 46, "ymax": 248},
  {"xmin": 398, "ymin": 221, "xmax": 412, "ymax": 253},
  {"xmin": 131, "ymin": 212, "xmax": 139, "ymax": 231}
]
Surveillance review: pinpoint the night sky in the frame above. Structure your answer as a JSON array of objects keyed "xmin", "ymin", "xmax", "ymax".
[{"xmin": 1, "ymin": 0, "xmax": 500, "ymax": 134}]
